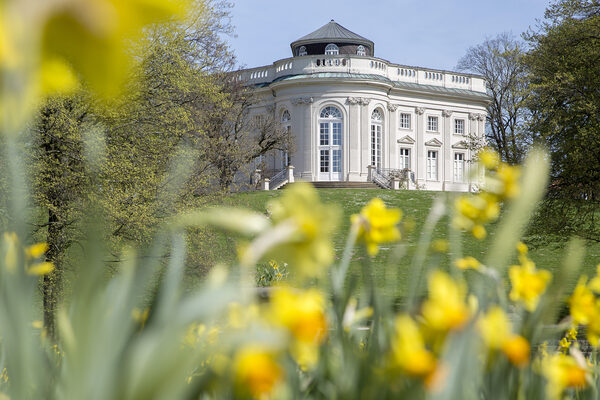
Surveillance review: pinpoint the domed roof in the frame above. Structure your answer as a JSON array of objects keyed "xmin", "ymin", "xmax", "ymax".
[{"xmin": 290, "ymin": 20, "xmax": 374, "ymax": 53}]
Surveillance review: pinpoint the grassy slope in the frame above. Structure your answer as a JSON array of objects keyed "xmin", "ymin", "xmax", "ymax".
[{"xmin": 207, "ymin": 188, "xmax": 600, "ymax": 300}]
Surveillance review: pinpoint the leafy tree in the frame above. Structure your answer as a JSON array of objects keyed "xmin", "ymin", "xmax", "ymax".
[
  {"xmin": 457, "ymin": 33, "xmax": 530, "ymax": 164},
  {"xmin": 524, "ymin": 0, "xmax": 600, "ymax": 239}
]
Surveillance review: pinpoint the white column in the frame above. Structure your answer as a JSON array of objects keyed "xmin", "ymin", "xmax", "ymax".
[
  {"xmin": 388, "ymin": 103, "xmax": 398, "ymax": 169},
  {"xmin": 415, "ymin": 107, "xmax": 425, "ymax": 185},
  {"xmin": 360, "ymin": 98, "xmax": 371, "ymax": 179},
  {"xmin": 293, "ymin": 97, "xmax": 314, "ymax": 180},
  {"xmin": 347, "ymin": 97, "xmax": 361, "ymax": 180},
  {"xmin": 442, "ymin": 110, "xmax": 453, "ymax": 190}
]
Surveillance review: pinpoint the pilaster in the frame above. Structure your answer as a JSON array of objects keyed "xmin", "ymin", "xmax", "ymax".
[
  {"xmin": 387, "ymin": 103, "xmax": 398, "ymax": 169},
  {"xmin": 415, "ymin": 107, "xmax": 425, "ymax": 184},
  {"xmin": 292, "ymin": 97, "xmax": 314, "ymax": 180},
  {"xmin": 347, "ymin": 97, "xmax": 361, "ymax": 180},
  {"xmin": 442, "ymin": 109, "xmax": 453, "ymax": 190}
]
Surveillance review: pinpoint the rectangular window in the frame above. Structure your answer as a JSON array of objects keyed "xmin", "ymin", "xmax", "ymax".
[
  {"xmin": 454, "ymin": 119, "xmax": 465, "ymax": 135},
  {"xmin": 427, "ymin": 150, "xmax": 438, "ymax": 180},
  {"xmin": 332, "ymin": 122, "xmax": 342, "ymax": 145},
  {"xmin": 332, "ymin": 149, "xmax": 341, "ymax": 173},
  {"xmin": 427, "ymin": 116, "xmax": 438, "ymax": 132},
  {"xmin": 399, "ymin": 148, "xmax": 410, "ymax": 170},
  {"xmin": 399, "ymin": 113, "xmax": 411, "ymax": 129},
  {"xmin": 320, "ymin": 150, "xmax": 329, "ymax": 172},
  {"xmin": 454, "ymin": 153, "xmax": 465, "ymax": 182},
  {"xmin": 320, "ymin": 123, "xmax": 329, "ymax": 146}
]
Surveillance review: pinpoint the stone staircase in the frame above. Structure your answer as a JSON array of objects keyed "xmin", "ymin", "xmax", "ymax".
[{"xmin": 282, "ymin": 181, "xmax": 381, "ymax": 189}]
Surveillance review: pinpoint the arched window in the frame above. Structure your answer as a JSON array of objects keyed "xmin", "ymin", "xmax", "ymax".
[
  {"xmin": 318, "ymin": 106, "xmax": 343, "ymax": 181},
  {"xmin": 357, "ymin": 45, "xmax": 366, "ymax": 56},
  {"xmin": 298, "ymin": 46, "xmax": 307, "ymax": 57},
  {"xmin": 371, "ymin": 109, "xmax": 383, "ymax": 169},
  {"xmin": 325, "ymin": 43, "xmax": 339, "ymax": 55}
]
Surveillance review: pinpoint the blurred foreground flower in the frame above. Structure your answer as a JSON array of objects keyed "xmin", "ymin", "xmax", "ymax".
[
  {"xmin": 234, "ymin": 345, "xmax": 282, "ymax": 399},
  {"xmin": 351, "ymin": 198, "xmax": 401, "ymax": 256},
  {"xmin": 421, "ymin": 270, "xmax": 470, "ymax": 334},
  {"xmin": 391, "ymin": 315, "xmax": 437, "ymax": 381},
  {"xmin": 243, "ymin": 183, "xmax": 339, "ymax": 279},
  {"xmin": 478, "ymin": 306, "xmax": 530, "ymax": 367},
  {"xmin": 542, "ymin": 353, "xmax": 588, "ymax": 400},
  {"xmin": 508, "ymin": 255, "xmax": 551, "ymax": 311}
]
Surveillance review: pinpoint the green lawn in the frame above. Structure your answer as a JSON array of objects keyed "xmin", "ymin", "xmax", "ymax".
[{"xmin": 202, "ymin": 188, "xmax": 600, "ymax": 302}]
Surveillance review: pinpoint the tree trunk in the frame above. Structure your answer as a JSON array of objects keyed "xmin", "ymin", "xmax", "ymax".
[{"xmin": 43, "ymin": 207, "xmax": 63, "ymax": 340}]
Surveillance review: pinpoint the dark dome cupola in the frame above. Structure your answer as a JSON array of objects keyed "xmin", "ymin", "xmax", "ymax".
[{"xmin": 290, "ymin": 20, "xmax": 374, "ymax": 57}]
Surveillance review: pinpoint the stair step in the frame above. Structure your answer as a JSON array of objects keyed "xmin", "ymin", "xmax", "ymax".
[{"xmin": 284, "ymin": 182, "xmax": 382, "ymax": 189}]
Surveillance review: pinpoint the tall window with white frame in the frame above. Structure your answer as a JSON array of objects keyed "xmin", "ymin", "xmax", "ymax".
[
  {"xmin": 399, "ymin": 148, "xmax": 410, "ymax": 170},
  {"xmin": 399, "ymin": 113, "xmax": 411, "ymax": 129},
  {"xmin": 454, "ymin": 152, "xmax": 465, "ymax": 182},
  {"xmin": 281, "ymin": 110, "xmax": 291, "ymax": 166},
  {"xmin": 318, "ymin": 106, "xmax": 343, "ymax": 181},
  {"xmin": 427, "ymin": 150, "xmax": 438, "ymax": 180},
  {"xmin": 370, "ymin": 109, "xmax": 383, "ymax": 169},
  {"xmin": 325, "ymin": 43, "xmax": 339, "ymax": 55},
  {"xmin": 454, "ymin": 119, "xmax": 465, "ymax": 135},
  {"xmin": 427, "ymin": 116, "xmax": 438, "ymax": 132}
]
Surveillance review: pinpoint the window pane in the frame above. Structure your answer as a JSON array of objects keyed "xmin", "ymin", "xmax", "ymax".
[
  {"xmin": 400, "ymin": 113, "xmax": 411, "ymax": 129},
  {"xmin": 455, "ymin": 119, "xmax": 465, "ymax": 134},
  {"xmin": 332, "ymin": 149, "xmax": 341, "ymax": 172},
  {"xmin": 332, "ymin": 123, "xmax": 342, "ymax": 145},
  {"xmin": 320, "ymin": 123, "xmax": 329, "ymax": 145},
  {"xmin": 320, "ymin": 150, "xmax": 329, "ymax": 172}
]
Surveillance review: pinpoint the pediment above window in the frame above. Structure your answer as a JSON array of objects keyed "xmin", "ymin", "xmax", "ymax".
[
  {"xmin": 452, "ymin": 140, "xmax": 468, "ymax": 149},
  {"xmin": 425, "ymin": 138, "xmax": 443, "ymax": 147},
  {"xmin": 397, "ymin": 135, "xmax": 415, "ymax": 144}
]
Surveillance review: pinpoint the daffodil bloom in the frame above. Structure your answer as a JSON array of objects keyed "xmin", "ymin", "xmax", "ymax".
[
  {"xmin": 26, "ymin": 261, "xmax": 54, "ymax": 276},
  {"xmin": 268, "ymin": 286, "xmax": 327, "ymax": 344},
  {"xmin": 543, "ymin": 353, "xmax": 588, "ymax": 400},
  {"xmin": 351, "ymin": 198, "xmax": 402, "ymax": 256},
  {"xmin": 478, "ymin": 307, "xmax": 511, "ymax": 349},
  {"xmin": 263, "ymin": 183, "xmax": 339, "ymax": 278},
  {"xmin": 491, "ymin": 164, "xmax": 521, "ymax": 199},
  {"xmin": 25, "ymin": 242, "xmax": 49, "ymax": 260},
  {"xmin": 431, "ymin": 239, "xmax": 449, "ymax": 253},
  {"xmin": 453, "ymin": 192, "xmax": 500, "ymax": 240},
  {"xmin": 568, "ymin": 277, "xmax": 596, "ymax": 325},
  {"xmin": 477, "ymin": 306, "xmax": 530, "ymax": 367},
  {"xmin": 391, "ymin": 315, "xmax": 437, "ymax": 379},
  {"xmin": 233, "ymin": 345, "xmax": 282, "ymax": 398},
  {"xmin": 454, "ymin": 256, "xmax": 481, "ymax": 271},
  {"xmin": 501, "ymin": 335, "xmax": 530, "ymax": 367},
  {"xmin": 421, "ymin": 270, "xmax": 470, "ymax": 332},
  {"xmin": 516, "ymin": 241, "xmax": 528, "ymax": 255},
  {"xmin": 479, "ymin": 148, "xmax": 500, "ymax": 170},
  {"xmin": 508, "ymin": 258, "xmax": 551, "ymax": 311},
  {"xmin": 559, "ymin": 337, "xmax": 571, "ymax": 353},
  {"xmin": 567, "ymin": 328, "xmax": 577, "ymax": 341}
]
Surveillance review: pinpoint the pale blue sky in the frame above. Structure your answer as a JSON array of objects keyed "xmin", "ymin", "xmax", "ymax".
[{"xmin": 228, "ymin": 0, "xmax": 551, "ymax": 71}]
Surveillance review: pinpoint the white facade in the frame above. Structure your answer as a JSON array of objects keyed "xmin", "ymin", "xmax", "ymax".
[{"xmin": 239, "ymin": 21, "xmax": 488, "ymax": 191}]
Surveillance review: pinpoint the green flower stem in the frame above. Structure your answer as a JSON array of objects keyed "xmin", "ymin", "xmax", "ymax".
[{"xmin": 333, "ymin": 222, "xmax": 359, "ymax": 297}]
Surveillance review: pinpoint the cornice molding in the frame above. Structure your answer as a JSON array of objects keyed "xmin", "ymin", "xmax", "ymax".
[{"xmin": 291, "ymin": 97, "xmax": 314, "ymax": 105}]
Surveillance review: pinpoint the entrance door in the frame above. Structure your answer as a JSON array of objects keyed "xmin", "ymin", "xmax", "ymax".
[{"xmin": 318, "ymin": 106, "xmax": 343, "ymax": 181}]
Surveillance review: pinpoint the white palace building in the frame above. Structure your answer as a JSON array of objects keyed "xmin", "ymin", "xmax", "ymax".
[{"xmin": 240, "ymin": 20, "xmax": 489, "ymax": 191}]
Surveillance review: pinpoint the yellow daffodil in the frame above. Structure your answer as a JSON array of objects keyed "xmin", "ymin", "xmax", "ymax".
[
  {"xmin": 233, "ymin": 345, "xmax": 282, "ymax": 398},
  {"xmin": 453, "ymin": 192, "xmax": 500, "ymax": 240},
  {"xmin": 508, "ymin": 258, "xmax": 551, "ymax": 311},
  {"xmin": 26, "ymin": 261, "xmax": 54, "ymax": 276},
  {"xmin": 262, "ymin": 182, "xmax": 339, "ymax": 279},
  {"xmin": 567, "ymin": 327, "xmax": 577, "ymax": 341},
  {"xmin": 351, "ymin": 198, "xmax": 402, "ymax": 256},
  {"xmin": 24, "ymin": 242, "xmax": 49, "ymax": 260},
  {"xmin": 542, "ymin": 353, "xmax": 588, "ymax": 400},
  {"xmin": 559, "ymin": 337, "xmax": 571, "ymax": 353},
  {"xmin": 479, "ymin": 148, "xmax": 500, "ymax": 170},
  {"xmin": 478, "ymin": 307, "xmax": 511, "ymax": 349},
  {"xmin": 421, "ymin": 270, "xmax": 470, "ymax": 333},
  {"xmin": 491, "ymin": 164, "xmax": 521, "ymax": 199},
  {"xmin": 501, "ymin": 335, "xmax": 530, "ymax": 367},
  {"xmin": 568, "ymin": 277, "xmax": 596, "ymax": 325},
  {"xmin": 454, "ymin": 256, "xmax": 481, "ymax": 271},
  {"xmin": 268, "ymin": 286, "xmax": 327, "ymax": 344},
  {"xmin": 478, "ymin": 307, "xmax": 529, "ymax": 367},
  {"xmin": 391, "ymin": 315, "xmax": 437, "ymax": 379}
]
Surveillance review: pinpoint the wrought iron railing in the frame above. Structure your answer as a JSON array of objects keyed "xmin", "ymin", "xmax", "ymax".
[
  {"xmin": 373, "ymin": 168, "xmax": 414, "ymax": 189},
  {"xmin": 269, "ymin": 168, "xmax": 288, "ymax": 190}
]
